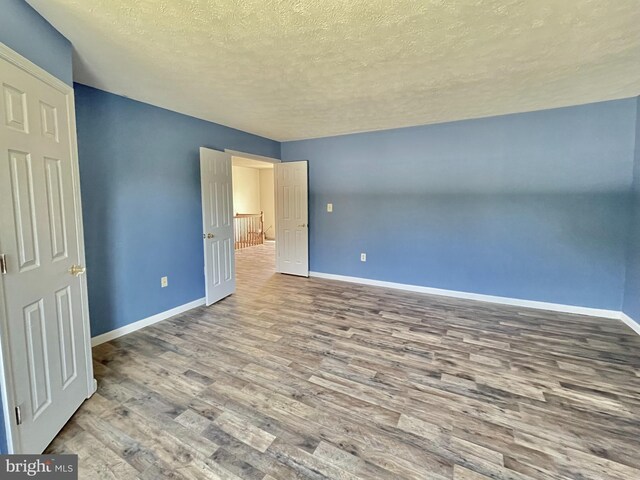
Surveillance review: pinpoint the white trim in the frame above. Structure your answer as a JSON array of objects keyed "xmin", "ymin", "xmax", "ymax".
[
  {"xmin": 309, "ymin": 271, "xmax": 623, "ymax": 320},
  {"xmin": 65, "ymin": 67, "xmax": 95, "ymax": 401},
  {"xmin": 0, "ymin": 43, "xmax": 70, "ymax": 93},
  {"xmin": 224, "ymin": 149, "xmax": 281, "ymax": 164},
  {"xmin": 620, "ymin": 313, "xmax": 640, "ymax": 336},
  {"xmin": 91, "ymin": 298, "xmax": 206, "ymax": 347}
]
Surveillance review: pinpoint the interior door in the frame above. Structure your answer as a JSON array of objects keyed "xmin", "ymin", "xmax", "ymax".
[
  {"xmin": 275, "ymin": 161, "xmax": 309, "ymax": 276},
  {"xmin": 200, "ymin": 147, "xmax": 235, "ymax": 305},
  {"xmin": 0, "ymin": 48, "xmax": 94, "ymax": 453}
]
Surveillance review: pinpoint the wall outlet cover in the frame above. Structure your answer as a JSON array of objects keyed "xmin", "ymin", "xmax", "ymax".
[
  {"xmin": 360, "ymin": 253, "xmax": 366, "ymax": 262},
  {"xmin": 327, "ymin": 203, "xmax": 333, "ymax": 212}
]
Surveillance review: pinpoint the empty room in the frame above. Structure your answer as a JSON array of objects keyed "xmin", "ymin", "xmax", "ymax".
[{"xmin": 0, "ymin": 0, "xmax": 639, "ymax": 479}]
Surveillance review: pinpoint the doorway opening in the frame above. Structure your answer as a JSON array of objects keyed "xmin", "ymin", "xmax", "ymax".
[
  {"xmin": 200, "ymin": 147, "xmax": 308, "ymax": 306},
  {"xmin": 230, "ymin": 154, "xmax": 277, "ymax": 281}
]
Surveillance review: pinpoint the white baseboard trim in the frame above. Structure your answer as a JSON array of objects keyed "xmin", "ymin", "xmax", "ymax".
[
  {"xmin": 309, "ymin": 271, "xmax": 622, "ymax": 320},
  {"xmin": 620, "ymin": 313, "xmax": 640, "ymax": 336},
  {"xmin": 89, "ymin": 278, "xmax": 640, "ymax": 346},
  {"xmin": 91, "ymin": 297, "xmax": 206, "ymax": 346}
]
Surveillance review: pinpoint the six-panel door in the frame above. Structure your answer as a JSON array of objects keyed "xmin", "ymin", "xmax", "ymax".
[
  {"xmin": 0, "ymin": 52, "xmax": 92, "ymax": 453},
  {"xmin": 275, "ymin": 161, "xmax": 309, "ymax": 277},
  {"xmin": 200, "ymin": 148, "xmax": 236, "ymax": 305}
]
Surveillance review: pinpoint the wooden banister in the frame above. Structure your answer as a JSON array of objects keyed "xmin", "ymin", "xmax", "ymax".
[{"xmin": 233, "ymin": 212, "xmax": 264, "ymax": 250}]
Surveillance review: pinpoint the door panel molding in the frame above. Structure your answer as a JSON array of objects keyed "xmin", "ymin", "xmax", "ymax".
[
  {"xmin": 44, "ymin": 157, "xmax": 69, "ymax": 262},
  {"xmin": 0, "ymin": 42, "xmax": 95, "ymax": 454},
  {"xmin": 8, "ymin": 149, "xmax": 40, "ymax": 271},
  {"xmin": 23, "ymin": 298, "xmax": 52, "ymax": 419},
  {"xmin": 54, "ymin": 285, "xmax": 78, "ymax": 389}
]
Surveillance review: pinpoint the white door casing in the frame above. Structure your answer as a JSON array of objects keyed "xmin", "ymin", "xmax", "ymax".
[
  {"xmin": 275, "ymin": 161, "xmax": 309, "ymax": 277},
  {"xmin": 0, "ymin": 43, "xmax": 95, "ymax": 454},
  {"xmin": 200, "ymin": 148, "xmax": 236, "ymax": 306}
]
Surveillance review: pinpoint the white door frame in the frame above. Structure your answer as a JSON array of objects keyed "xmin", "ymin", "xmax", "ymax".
[
  {"xmin": 224, "ymin": 149, "xmax": 281, "ymax": 167},
  {"xmin": 0, "ymin": 42, "xmax": 95, "ymax": 454}
]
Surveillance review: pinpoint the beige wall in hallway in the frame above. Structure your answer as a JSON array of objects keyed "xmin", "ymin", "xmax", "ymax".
[
  {"xmin": 232, "ymin": 165, "xmax": 261, "ymax": 214},
  {"xmin": 260, "ymin": 169, "xmax": 275, "ymax": 240},
  {"xmin": 232, "ymin": 164, "xmax": 275, "ymax": 240}
]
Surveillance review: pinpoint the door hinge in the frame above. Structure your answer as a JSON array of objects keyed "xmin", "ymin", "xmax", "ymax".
[
  {"xmin": 15, "ymin": 406, "xmax": 22, "ymax": 425},
  {"xmin": 0, "ymin": 254, "xmax": 6, "ymax": 275}
]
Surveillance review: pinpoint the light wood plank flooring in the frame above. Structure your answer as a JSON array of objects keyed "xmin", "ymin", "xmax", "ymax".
[{"xmin": 47, "ymin": 242, "xmax": 640, "ymax": 479}]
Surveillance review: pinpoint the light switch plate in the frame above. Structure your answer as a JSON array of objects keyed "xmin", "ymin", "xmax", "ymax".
[
  {"xmin": 161, "ymin": 276, "xmax": 168, "ymax": 288},
  {"xmin": 327, "ymin": 203, "xmax": 333, "ymax": 212}
]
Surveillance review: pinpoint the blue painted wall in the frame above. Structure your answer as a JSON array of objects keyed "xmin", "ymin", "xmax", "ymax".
[
  {"xmin": 0, "ymin": 0, "xmax": 73, "ymax": 454},
  {"xmin": 623, "ymin": 97, "xmax": 640, "ymax": 325},
  {"xmin": 74, "ymin": 84, "xmax": 280, "ymax": 337},
  {"xmin": 282, "ymin": 99, "xmax": 638, "ymax": 310},
  {"xmin": 0, "ymin": 0, "xmax": 73, "ymax": 86}
]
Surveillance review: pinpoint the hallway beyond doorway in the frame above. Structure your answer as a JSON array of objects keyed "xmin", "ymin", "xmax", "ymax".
[{"xmin": 236, "ymin": 242, "xmax": 276, "ymax": 291}]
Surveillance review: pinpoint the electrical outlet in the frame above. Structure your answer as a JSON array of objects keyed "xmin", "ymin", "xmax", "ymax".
[
  {"xmin": 327, "ymin": 203, "xmax": 333, "ymax": 213},
  {"xmin": 161, "ymin": 276, "xmax": 168, "ymax": 288},
  {"xmin": 360, "ymin": 253, "xmax": 366, "ymax": 262}
]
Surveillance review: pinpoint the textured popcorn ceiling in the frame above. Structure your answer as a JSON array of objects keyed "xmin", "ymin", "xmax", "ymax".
[{"xmin": 27, "ymin": 0, "xmax": 640, "ymax": 141}]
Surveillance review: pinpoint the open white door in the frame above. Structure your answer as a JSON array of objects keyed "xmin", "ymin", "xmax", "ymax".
[
  {"xmin": 275, "ymin": 161, "xmax": 309, "ymax": 276},
  {"xmin": 200, "ymin": 147, "xmax": 235, "ymax": 305},
  {"xmin": 0, "ymin": 45, "xmax": 95, "ymax": 453}
]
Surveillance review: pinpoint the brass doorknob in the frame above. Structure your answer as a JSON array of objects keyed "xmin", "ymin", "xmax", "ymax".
[
  {"xmin": 69, "ymin": 265, "xmax": 86, "ymax": 276},
  {"xmin": 297, "ymin": 224, "xmax": 307, "ymax": 228},
  {"xmin": 207, "ymin": 233, "xmax": 215, "ymax": 238}
]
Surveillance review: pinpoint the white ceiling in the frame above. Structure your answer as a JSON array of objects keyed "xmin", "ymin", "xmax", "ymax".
[{"xmin": 27, "ymin": 0, "xmax": 640, "ymax": 141}]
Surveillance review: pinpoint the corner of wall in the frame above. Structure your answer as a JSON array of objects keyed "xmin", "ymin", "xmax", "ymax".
[
  {"xmin": 621, "ymin": 96, "xmax": 640, "ymax": 327},
  {"xmin": 0, "ymin": 0, "xmax": 73, "ymax": 86}
]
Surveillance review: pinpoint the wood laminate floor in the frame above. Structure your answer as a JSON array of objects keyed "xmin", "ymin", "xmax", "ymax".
[{"xmin": 48, "ymin": 242, "xmax": 640, "ymax": 479}]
